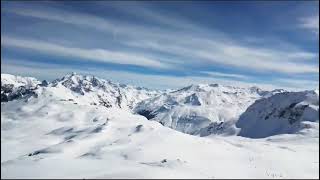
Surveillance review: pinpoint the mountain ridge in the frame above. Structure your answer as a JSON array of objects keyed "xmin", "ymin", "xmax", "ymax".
[{"xmin": 1, "ymin": 73, "xmax": 318, "ymax": 137}]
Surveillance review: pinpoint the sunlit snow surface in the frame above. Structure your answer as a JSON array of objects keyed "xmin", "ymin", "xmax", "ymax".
[{"xmin": 1, "ymin": 74, "xmax": 319, "ymax": 178}]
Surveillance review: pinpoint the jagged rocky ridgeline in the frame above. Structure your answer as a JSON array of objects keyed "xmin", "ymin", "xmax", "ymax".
[
  {"xmin": 1, "ymin": 73, "xmax": 319, "ymax": 138},
  {"xmin": 1, "ymin": 73, "xmax": 161, "ymax": 109}
]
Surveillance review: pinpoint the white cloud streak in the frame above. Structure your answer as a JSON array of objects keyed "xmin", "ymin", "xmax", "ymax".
[
  {"xmin": 125, "ymin": 39, "xmax": 318, "ymax": 74},
  {"xmin": 299, "ymin": 15, "xmax": 319, "ymax": 35},
  {"xmin": 1, "ymin": 36, "xmax": 170, "ymax": 69},
  {"xmin": 107, "ymin": 1, "xmax": 210, "ymax": 33},
  {"xmin": 4, "ymin": 6, "xmax": 318, "ymax": 74},
  {"xmin": 201, "ymin": 71, "xmax": 250, "ymax": 80}
]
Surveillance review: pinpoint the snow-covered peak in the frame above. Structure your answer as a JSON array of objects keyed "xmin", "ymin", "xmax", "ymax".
[
  {"xmin": 173, "ymin": 83, "xmax": 242, "ymax": 93},
  {"xmin": 1, "ymin": 74, "xmax": 40, "ymax": 88},
  {"xmin": 236, "ymin": 90, "xmax": 319, "ymax": 138},
  {"xmin": 1, "ymin": 73, "xmax": 162, "ymax": 109},
  {"xmin": 134, "ymin": 83, "xmax": 283, "ymax": 136},
  {"xmin": 47, "ymin": 73, "xmax": 161, "ymax": 109},
  {"xmin": 51, "ymin": 73, "xmax": 161, "ymax": 94},
  {"xmin": 171, "ymin": 83, "xmax": 285, "ymax": 97},
  {"xmin": 51, "ymin": 73, "xmax": 117, "ymax": 95},
  {"xmin": 52, "ymin": 73, "xmax": 112, "ymax": 86},
  {"xmin": 1, "ymin": 74, "xmax": 41, "ymax": 102}
]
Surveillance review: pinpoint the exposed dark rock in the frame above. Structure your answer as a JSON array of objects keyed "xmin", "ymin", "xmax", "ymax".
[
  {"xmin": 135, "ymin": 125, "xmax": 143, "ymax": 132},
  {"xmin": 161, "ymin": 159, "xmax": 167, "ymax": 163},
  {"xmin": 136, "ymin": 110, "xmax": 156, "ymax": 120},
  {"xmin": 184, "ymin": 93, "xmax": 201, "ymax": 106},
  {"xmin": 1, "ymin": 84, "xmax": 37, "ymax": 102},
  {"xmin": 28, "ymin": 149, "xmax": 49, "ymax": 156},
  {"xmin": 1, "ymin": 93, "xmax": 8, "ymax": 102},
  {"xmin": 40, "ymin": 80, "xmax": 49, "ymax": 87}
]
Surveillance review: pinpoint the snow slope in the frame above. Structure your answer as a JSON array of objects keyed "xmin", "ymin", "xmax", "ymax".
[
  {"xmin": 236, "ymin": 90, "xmax": 319, "ymax": 138},
  {"xmin": 134, "ymin": 84, "xmax": 285, "ymax": 136},
  {"xmin": 1, "ymin": 89, "xmax": 318, "ymax": 178}
]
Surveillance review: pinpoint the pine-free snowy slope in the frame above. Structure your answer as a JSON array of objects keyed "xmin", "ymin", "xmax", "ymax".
[
  {"xmin": 134, "ymin": 84, "xmax": 285, "ymax": 136},
  {"xmin": 237, "ymin": 90, "xmax": 319, "ymax": 138},
  {"xmin": 1, "ymin": 79, "xmax": 319, "ymax": 178}
]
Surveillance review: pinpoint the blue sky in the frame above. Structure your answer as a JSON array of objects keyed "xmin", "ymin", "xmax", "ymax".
[{"xmin": 1, "ymin": 1, "xmax": 319, "ymax": 90}]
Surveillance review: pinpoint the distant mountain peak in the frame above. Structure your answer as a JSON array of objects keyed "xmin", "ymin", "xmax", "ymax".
[{"xmin": 1, "ymin": 73, "xmax": 318, "ymax": 139}]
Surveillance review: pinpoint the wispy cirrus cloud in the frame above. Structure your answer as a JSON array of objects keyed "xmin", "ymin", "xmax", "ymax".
[
  {"xmin": 4, "ymin": 5, "xmax": 318, "ymax": 74},
  {"xmin": 299, "ymin": 15, "xmax": 319, "ymax": 35},
  {"xmin": 3, "ymin": 6, "xmax": 116, "ymax": 34},
  {"xmin": 1, "ymin": 1, "xmax": 318, "ymax": 90},
  {"xmin": 125, "ymin": 38, "xmax": 318, "ymax": 74},
  {"xmin": 107, "ymin": 1, "xmax": 208, "ymax": 32},
  {"xmin": 1, "ymin": 36, "xmax": 171, "ymax": 69},
  {"xmin": 201, "ymin": 71, "xmax": 250, "ymax": 80}
]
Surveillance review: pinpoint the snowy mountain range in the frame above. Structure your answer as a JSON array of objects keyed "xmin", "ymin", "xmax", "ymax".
[
  {"xmin": 2, "ymin": 73, "xmax": 161, "ymax": 110},
  {"xmin": 1, "ymin": 73, "xmax": 318, "ymax": 137},
  {"xmin": 134, "ymin": 84, "xmax": 287, "ymax": 136},
  {"xmin": 1, "ymin": 73, "xmax": 319, "ymax": 178}
]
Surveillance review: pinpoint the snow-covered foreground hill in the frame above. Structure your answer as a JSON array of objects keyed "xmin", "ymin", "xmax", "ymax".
[
  {"xmin": 1, "ymin": 93, "xmax": 319, "ymax": 178},
  {"xmin": 1, "ymin": 73, "xmax": 319, "ymax": 178}
]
